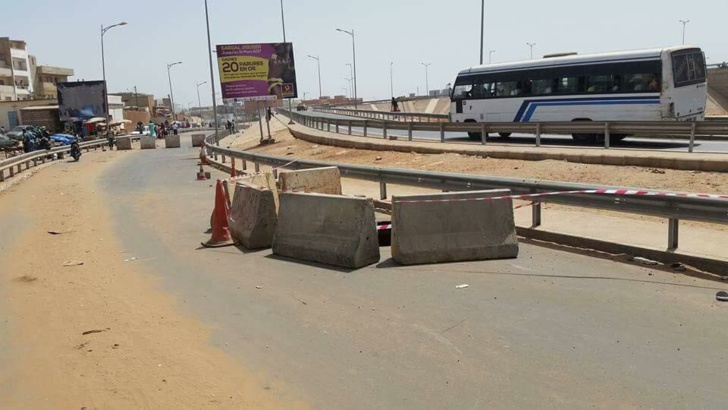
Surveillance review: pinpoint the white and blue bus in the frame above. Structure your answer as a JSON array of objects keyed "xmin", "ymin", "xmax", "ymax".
[{"xmin": 450, "ymin": 46, "xmax": 708, "ymax": 142}]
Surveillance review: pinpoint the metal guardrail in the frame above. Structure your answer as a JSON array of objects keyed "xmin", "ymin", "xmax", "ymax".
[
  {"xmin": 281, "ymin": 109, "xmax": 728, "ymax": 152},
  {"xmin": 0, "ymin": 139, "xmax": 108, "ymax": 182},
  {"xmin": 203, "ymin": 131, "xmax": 728, "ymax": 252},
  {"xmin": 316, "ymin": 107, "xmax": 449, "ymax": 123}
]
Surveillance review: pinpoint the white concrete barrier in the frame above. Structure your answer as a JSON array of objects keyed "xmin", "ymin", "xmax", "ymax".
[
  {"xmin": 278, "ymin": 166, "xmax": 342, "ymax": 195},
  {"xmin": 273, "ymin": 193, "xmax": 380, "ymax": 269},
  {"xmin": 228, "ymin": 181, "xmax": 278, "ymax": 249},
  {"xmin": 225, "ymin": 172, "xmax": 277, "ymax": 205},
  {"xmin": 391, "ymin": 189, "xmax": 518, "ymax": 265},
  {"xmin": 191, "ymin": 134, "xmax": 206, "ymax": 147},
  {"xmin": 165, "ymin": 134, "xmax": 181, "ymax": 148},
  {"xmin": 140, "ymin": 136, "xmax": 156, "ymax": 149},
  {"xmin": 116, "ymin": 136, "xmax": 132, "ymax": 150}
]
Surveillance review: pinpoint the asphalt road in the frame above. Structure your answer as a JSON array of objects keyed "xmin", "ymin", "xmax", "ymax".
[
  {"xmin": 95, "ymin": 136, "xmax": 728, "ymax": 408},
  {"xmin": 296, "ymin": 111, "xmax": 728, "ymax": 154}
]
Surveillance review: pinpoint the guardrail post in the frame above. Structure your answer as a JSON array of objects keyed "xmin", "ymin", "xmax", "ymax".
[
  {"xmin": 41, "ymin": 156, "xmax": 45, "ymax": 164},
  {"xmin": 9, "ymin": 165, "xmax": 14, "ymax": 177},
  {"xmin": 481, "ymin": 123, "xmax": 487, "ymax": 145},
  {"xmin": 335, "ymin": 122, "xmax": 339, "ymax": 134},
  {"xmin": 536, "ymin": 123, "xmax": 542, "ymax": 147},
  {"xmin": 222, "ymin": 154, "xmax": 226, "ymax": 164},
  {"xmin": 0, "ymin": 169, "xmax": 4, "ymax": 181},
  {"xmin": 407, "ymin": 122, "xmax": 413, "ymax": 141},
  {"xmin": 242, "ymin": 159, "xmax": 247, "ymax": 171},
  {"xmin": 254, "ymin": 162, "xmax": 260, "ymax": 173},
  {"xmin": 383, "ymin": 122, "xmax": 388, "ymax": 139},
  {"xmin": 439, "ymin": 123, "xmax": 445, "ymax": 143},
  {"xmin": 379, "ymin": 180, "xmax": 387, "ymax": 200},
  {"xmin": 230, "ymin": 158, "xmax": 235, "ymax": 174},
  {"xmin": 348, "ymin": 121, "xmax": 352, "ymax": 135},
  {"xmin": 363, "ymin": 120, "xmax": 368, "ymax": 137},
  {"xmin": 26, "ymin": 160, "xmax": 30, "ymax": 170},
  {"xmin": 33, "ymin": 158, "xmax": 37, "ymax": 167},
  {"xmin": 17, "ymin": 164, "xmax": 22, "ymax": 174},
  {"xmin": 327, "ymin": 119, "xmax": 331, "ymax": 132},
  {"xmin": 604, "ymin": 123, "xmax": 611, "ymax": 149},
  {"xmin": 688, "ymin": 122, "xmax": 697, "ymax": 153},
  {"xmin": 532, "ymin": 202, "xmax": 542, "ymax": 228},
  {"xmin": 668, "ymin": 218, "xmax": 679, "ymax": 251}
]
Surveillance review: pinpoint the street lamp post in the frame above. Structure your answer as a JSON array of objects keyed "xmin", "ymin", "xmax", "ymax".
[
  {"xmin": 280, "ymin": 0, "xmax": 295, "ymax": 124},
  {"xmin": 101, "ymin": 21, "xmax": 127, "ymax": 139},
  {"xmin": 480, "ymin": 0, "xmax": 485, "ymax": 64},
  {"xmin": 680, "ymin": 19, "xmax": 690, "ymax": 44},
  {"xmin": 336, "ymin": 28, "xmax": 358, "ymax": 108},
  {"xmin": 421, "ymin": 63, "xmax": 431, "ymax": 97},
  {"xmin": 389, "ymin": 62, "xmax": 394, "ymax": 99},
  {"xmin": 166, "ymin": 61, "xmax": 182, "ymax": 120},
  {"xmin": 195, "ymin": 81, "xmax": 207, "ymax": 115},
  {"xmin": 489, "ymin": 50, "xmax": 496, "ymax": 64},
  {"xmin": 307, "ymin": 55, "xmax": 322, "ymax": 98},
  {"xmin": 204, "ymin": 0, "xmax": 219, "ymax": 144},
  {"xmin": 527, "ymin": 43, "xmax": 536, "ymax": 59},
  {"xmin": 345, "ymin": 77, "xmax": 352, "ymax": 98}
]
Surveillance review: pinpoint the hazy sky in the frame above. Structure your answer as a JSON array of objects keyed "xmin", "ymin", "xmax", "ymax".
[{"xmin": 3, "ymin": 0, "xmax": 725, "ymax": 106}]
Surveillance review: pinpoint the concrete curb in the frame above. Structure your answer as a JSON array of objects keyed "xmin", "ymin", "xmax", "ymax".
[
  {"xmin": 517, "ymin": 227, "xmax": 728, "ymax": 278},
  {"xmin": 288, "ymin": 125, "xmax": 728, "ymax": 173}
]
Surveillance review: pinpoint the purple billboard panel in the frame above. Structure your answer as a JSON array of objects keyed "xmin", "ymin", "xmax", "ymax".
[{"xmin": 216, "ymin": 43, "xmax": 298, "ymax": 100}]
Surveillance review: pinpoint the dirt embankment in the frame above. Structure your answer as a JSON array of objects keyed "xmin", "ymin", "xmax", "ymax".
[
  {"xmin": 230, "ymin": 125, "xmax": 728, "ymax": 196},
  {"xmin": 0, "ymin": 151, "xmax": 290, "ymax": 409}
]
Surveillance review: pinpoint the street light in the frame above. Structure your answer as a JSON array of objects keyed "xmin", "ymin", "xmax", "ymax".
[
  {"xmin": 421, "ymin": 63, "xmax": 431, "ymax": 97},
  {"xmin": 280, "ymin": 0, "xmax": 294, "ymax": 124},
  {"xmin": 489, "ymin": 50, "xmax": 496, "ymax": 64},
  {"xmin": 480, "ymin": 0, "xmax": 485, "ymax": 64},
  {"xmin": 336, "ymin": 28, "xmax": 358, "ymax": 108},
  {"xmin": 345, "ymin": 77, "xmax": 352, "ymax": 98},
  {"xmin": 100, "ymin": 21, "xmax": 127, "ymax": 138},
  {"xmin": 680, "ymin": 19, "xmax": 690, "ymax": 44},
  {"xmin": 166, "ymin": 61, "xmax": 182, "ymax": 120},
  {"xmin": 195, "ymin": 81, "xmax": 207, "ymax": 113},
  {"xmin": 307, "ymin": 55, "xmax": 323, "ymax": 98},
  {"xmin": 527, "ymin": 43, "xmax": 536, "ymax": 59},
  {"xmin": 204, "ymin": 0, "xmax": 219, "ymax": 143},
  {"xmin": 389, "ymin": 62, "xmax": 394, "ymax": 99}
]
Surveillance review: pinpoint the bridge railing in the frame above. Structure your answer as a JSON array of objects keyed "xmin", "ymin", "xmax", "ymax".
[{"xmin": 0, "ymin": 139, "xmax": 108, "ymax": 182}]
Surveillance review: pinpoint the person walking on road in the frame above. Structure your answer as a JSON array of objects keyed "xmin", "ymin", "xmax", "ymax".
[
  {"xmin": 148, "ymin": 120, "xmax": 157, "ymax": 138},
  {"xmin": 172, "ymin": 122, "xmax": 179, "ymax": 136}
]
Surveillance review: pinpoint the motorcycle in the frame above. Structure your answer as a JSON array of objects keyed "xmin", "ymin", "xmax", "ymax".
[{"xmin": 70, "ymin": 141, "xmax": 81, "ymax": 162}]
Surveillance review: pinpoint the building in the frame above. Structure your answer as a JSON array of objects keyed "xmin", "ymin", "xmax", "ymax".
[
  {"xmin": 0, "ymin": 37, "xmax": 34, "ymax": 101},
  {"xmin": 0, "ymin": 99, "xmax": 56, "ymax": 130},
  {"xmin": 32, "ymin": 62, "xmax": 74, "ymax": 99},
  {"xmin": 0, "ymin": 37, "xmax": 74, "ymax": 102}
]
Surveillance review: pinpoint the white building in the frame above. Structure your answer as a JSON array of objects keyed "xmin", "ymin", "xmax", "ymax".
[{"xmin": 0, "ymin": 37, "xmax": 34, "ymax": 101}]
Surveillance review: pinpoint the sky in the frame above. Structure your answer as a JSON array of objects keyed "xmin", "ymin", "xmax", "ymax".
[{"xmin": 3, "ymin": 0, "xmax": 726, "ymax": 107}]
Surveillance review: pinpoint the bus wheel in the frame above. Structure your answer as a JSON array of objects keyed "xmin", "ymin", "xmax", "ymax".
[
  {"xmin": 499, "ymin": 133, "xmax": 511, "ymax": 138},
  {"xmin": 572, "ymin": 133, "xmax": 597, "ymax": 143},
  {"xmin": 467, "ymin": 131, "xmax": 481, "ymax": 140}
]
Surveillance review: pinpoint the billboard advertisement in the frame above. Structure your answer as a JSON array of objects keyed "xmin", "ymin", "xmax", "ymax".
[
  {"xmin": 57, "ymin": 81, "xmax": 107, "ymax": 122},
  {"xmin": 216, "ymin": 43, "xmax": 298, "ymax": 101}
]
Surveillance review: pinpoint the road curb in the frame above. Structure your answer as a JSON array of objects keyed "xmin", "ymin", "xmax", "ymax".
[
  {"xmin": 517, "ymin": 227, "xmax": 728, "ymax": 278},
  {"xmin": 288, "ymin": 125, "xmax": 728, "ymax": 173}
]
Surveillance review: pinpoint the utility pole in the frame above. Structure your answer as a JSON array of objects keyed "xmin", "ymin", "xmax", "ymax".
[
  {"xmin": 421, "ymin": 63, "xmax": 431, "ymax": 97},
  {"xmin": 479, "ymin": 0, "xmax": 485, "ymax": 64},
  {"xmin": 337, "ymin": 29, "xmax": 358, "ymax": 108},
  {"xmin": 204, "ymin": 0, "xmax": 219, "ymax": 143},
  {"xmin": 166, "ymin": 61, "xmax": 182, "ymax": 120},
  {"xmin": 390, "ymin": 62, "xmax": 394, "ymax": 99},
  {"xmin": 680, "ymin": 19, "xmax": 690, "ymax": 45},
  {"xmin": 527, "ymin": 43, "xmax": 536, "ymax": 59}
]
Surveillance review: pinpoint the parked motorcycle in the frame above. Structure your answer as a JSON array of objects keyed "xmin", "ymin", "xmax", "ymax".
[{"xmin": 70, "ymin": 141, "xmax": 81, "ymax": 162}]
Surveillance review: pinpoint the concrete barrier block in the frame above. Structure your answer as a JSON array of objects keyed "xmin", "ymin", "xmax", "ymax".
[
  {"xmin": 191, "ymin": 133, "xmax": 206, "ymax": 147},
  {"xmin": 116, "ymin": 136, "xmax": 132, "ymax": 150},
  {"xmin": 227, "ymin": 173, "xmax": 278, "ymax": 207},
  {"xmin": 391, "ymin": 189, "xmax": 518, "ymax": 265},
  {"xmin": 278, "ymin": 166, "xmax": 342, "ymax": 195},
  {"xmin": 229, "ymin": 182, "xmax": 278, "ymax": 249},
  {"xmin": 273, "ymin": 193, "xmax": 380, "ymax": 269},
  {"xmin": 140, "ymin": 136, "xmax": 156, "ymax": 149},
  {"xmin": 165, "ymin": 134, "xmax": 181, "ymax": 148}
]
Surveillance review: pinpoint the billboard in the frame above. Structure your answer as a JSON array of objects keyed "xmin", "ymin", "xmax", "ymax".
[
  {"xmin": 57, "ymin": 81, "xmax": 107, "ymax": 122},
  {"xmin": 216, "ymin": 43, "xmax": 298, "ymax": 101}
]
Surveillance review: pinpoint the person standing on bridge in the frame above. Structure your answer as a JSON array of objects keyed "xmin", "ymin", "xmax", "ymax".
[{"xmin": 391, "ymin": 97, "xmax": 400, "ymax": 112}]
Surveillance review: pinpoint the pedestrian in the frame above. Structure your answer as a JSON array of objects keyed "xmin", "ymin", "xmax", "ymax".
[
  {"xmin": 172, "ymin": 122, "xmax": 179, "ymax": 135},
  {"xmin": 0, "ymin": 126, "xmax": 5, "ymax": 134},
  {"xmin": 266, "ymin": 107, "xmax": 273, "ymax": 122},
  {"xmin": 148, "ymin": 120, "xmax": 157, "ymax": 138}
]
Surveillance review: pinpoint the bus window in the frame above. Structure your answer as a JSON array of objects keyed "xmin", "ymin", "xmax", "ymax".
[
  {"xmin": 587, "ymin": 75, "xmax": 612, "ymax": 93},
  {"xmin": 625, "ymin": 73, "xmax": 653, "ymax": 92},
  {"xmin": 533, "ymin": 79, "xmax": 555, "ymax": 95},
  {"xmin": 557, "ymin": 77, "xmax": 580, "ymax": 94},
  {"xmin": 673, "ymin": 51, "xmax": 706, "ymax": 87},
  {"xmin": 496, "ymin": 81, "xmax": 518, "ymax": 97},
  {"xmin": 452, "ymin": 83, "xmax": 473, "ymax": 99},
  {"xmin": 471, "ymin": 81, "xmax": 494, "ymax": 98}
]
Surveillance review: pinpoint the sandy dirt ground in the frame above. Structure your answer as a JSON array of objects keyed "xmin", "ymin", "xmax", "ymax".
[{"xmin": 0, "ymin": 150, "xmax": 292, "ymax": 409}]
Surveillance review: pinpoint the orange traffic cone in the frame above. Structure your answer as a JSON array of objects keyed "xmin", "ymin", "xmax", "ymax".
[
  {"xmin": 230, "ymin": 160, "xmax": 237, "ymax": 178},
  {"xmin": 196, "ymin": 163, "xmax": 206, "ymax": 180},
  {"xmin": 201, "ymin": 180, "xmax": 235, "ymax": 248}
]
